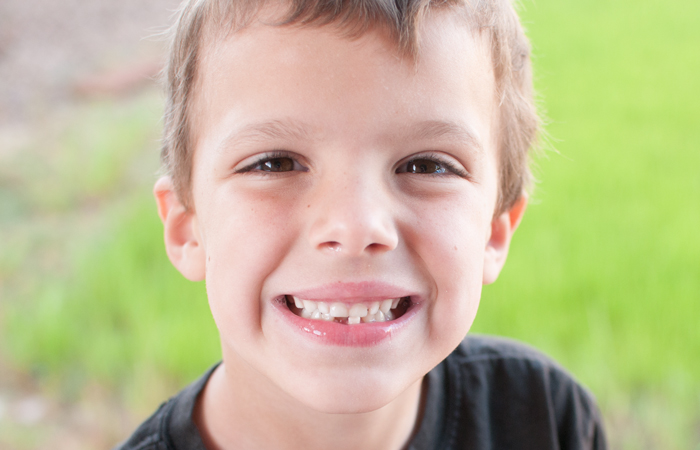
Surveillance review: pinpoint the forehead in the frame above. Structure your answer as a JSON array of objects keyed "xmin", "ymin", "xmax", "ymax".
[{"xmin": 191, "ymin": 9, "xmax": 496, "ymax": 160}]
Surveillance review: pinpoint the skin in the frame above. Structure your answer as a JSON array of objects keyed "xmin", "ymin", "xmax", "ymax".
[{"xmin": 155, "ymin": 8, "xmax": 527, "ymax": 450}]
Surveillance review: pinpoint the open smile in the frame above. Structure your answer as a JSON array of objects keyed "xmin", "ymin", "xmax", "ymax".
[
  {"xmin": 272, "ymin": 283, "xmax": 423, "ymax": 346},
  {"xmin": 285, "ymin": 295, "xmax": 413, "ymax": 324}
]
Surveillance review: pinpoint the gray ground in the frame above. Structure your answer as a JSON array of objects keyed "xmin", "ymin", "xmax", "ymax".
[
  {"xmin": 0, "ymin": 0, "xmax": 181, "ymax": 125},
  {"xmin": 0, "ymin": 1, "xmax": 182, "ymax": 448}
]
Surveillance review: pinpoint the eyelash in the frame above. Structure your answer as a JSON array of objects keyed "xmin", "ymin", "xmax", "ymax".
[
  {"xmin": 396, "ymin": 152, "xmax": 470, "ymax": 178},
  {"xmin": 234, "ymin": 151, "xmax": 469, "ymax": 178},
  {"xmin": 234, "ymin": 151, "xmax": 306, "ymax": 174}
]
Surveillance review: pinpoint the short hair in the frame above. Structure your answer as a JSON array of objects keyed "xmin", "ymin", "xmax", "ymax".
[{"xmin": 161, "ymin": 0, "xmax": 539, "ymax": 215}]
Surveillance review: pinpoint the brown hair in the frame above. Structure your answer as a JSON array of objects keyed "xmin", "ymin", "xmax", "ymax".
[{"xmin": 161, "ymin": 0, "xmax": 539, "ymax": 215}]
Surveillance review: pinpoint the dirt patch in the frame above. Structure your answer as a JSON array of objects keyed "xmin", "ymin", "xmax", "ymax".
[
  {"xmin": 0, "ymin": 0, "xmax": 181, "ymax": 125},
  {"xmin": 0, "ymin": 1, "xmax": 182, "ymax": 448}
]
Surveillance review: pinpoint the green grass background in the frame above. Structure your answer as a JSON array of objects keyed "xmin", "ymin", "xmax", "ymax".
[{"xmin": 2, "ymin": 0, "xmax": 698, "ymax": 448}]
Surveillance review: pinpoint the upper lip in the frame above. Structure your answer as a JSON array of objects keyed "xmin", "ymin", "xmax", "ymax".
[{"xmin": 284, "ymin": 281, "xmax": 420, "ymax": 303}]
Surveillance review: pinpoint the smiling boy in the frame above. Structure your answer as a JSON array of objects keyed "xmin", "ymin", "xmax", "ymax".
[{"xmin": 116, "ymin": 0, "xmax": 607, "ymax": 449}]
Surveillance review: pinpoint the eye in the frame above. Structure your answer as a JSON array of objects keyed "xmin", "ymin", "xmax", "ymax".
[
  {"xmin": 402, "ymin": 158, "xmax": 448, "ymax": 174},
  {"xmin": 260, "ymin": 157, "xmax": 294, "ymax": 172},
  {"xmin": 235, "ymin": 151, "xmax": 308, "ymax": 174},
  {"xmin": 396, "ymin": 153, "xmax": 469, "ymax": 178}
]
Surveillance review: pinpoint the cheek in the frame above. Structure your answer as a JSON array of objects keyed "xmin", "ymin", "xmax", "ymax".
[
  {"xmin": 408, "ymin": 200, "xmax": 488, "ymax": 341},
  {"xmin": 200, "ymin": 187, "xmax": 299, "ymax": 339}
]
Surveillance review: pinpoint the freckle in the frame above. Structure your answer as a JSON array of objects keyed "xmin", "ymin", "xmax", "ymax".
[
  {"xmin": 454, "ymin": 246, "xmax": 458, "ymax": 251},
  {"xmin": 208, "ymin": 256, "xmax": 211, "ymax": 262},
  {"xmin": 307, "ymin": 204, "xmax": 311, "ymax": 208}
]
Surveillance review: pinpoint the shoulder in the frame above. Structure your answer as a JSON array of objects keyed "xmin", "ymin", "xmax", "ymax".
[
  {"xmin": 451, "ymin": 335, "xmax": 591, "ymax": 390},
  {"xmin": 112, "ymin": 400, "xmax": 172, "ymax": 450},
  {"xmin": 436, "ymin": 335, "xmax": 607, "ymax": 449},
  {"xmin": 451, "ymin": 334, "xmax": 600, "ymax": 408},
  {"xmin": 113, "ymin": 364, "xmax": 218, "ymax": 450},
  {"xmin": 453, "ymin": 333, "xmax": 566, "ymax": 365}
]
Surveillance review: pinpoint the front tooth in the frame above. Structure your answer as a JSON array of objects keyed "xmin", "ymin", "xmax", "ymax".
[
  {"xmin": 317, "ymin": 302, "xmax": 330, "ymax": 314},
  {"xmin": 301, "ymin": 308, "xmax": 313, "ymax": 319},
  {"xmin": 379, "ymin": 299, "xmax": 392, "ymax": 314},
  {"xmin": 330, "ymin": 303, "xmax": 349, "ymax": 318},
  {"xmin": 311, "ymin": 310, "xmax": 322, "ymax": 319},
  {"xmin": 369, "ymin": 301, "xmax": 380, "ymax": 314},
  {"xmin": 362, "ymin": 314, "xmax": 376, "ymax": 323},
  {"xmin": 349, "ymin": 303, "xmax": 368, "ymax": 318},
  {"xmin": 375, "ymin": 310, "xmax": 386, "ymax": 322},
  {"xmin": 391, "ymin": 298, "xmax": 400, "ymax": 309},
  {"xmin": 321, "ymin": 313, "xmax": 332, "ymax": 321},
  {"xmin": 293, "ymin": 296, "xmax": 304, "ymax": 309},
  {"xmin": 302, "ymin": 300, "xmax": 317, "ymax": 312},
  {"xmin": 348, "ymin": 316, "xmax": 360, "ymax": 325}
]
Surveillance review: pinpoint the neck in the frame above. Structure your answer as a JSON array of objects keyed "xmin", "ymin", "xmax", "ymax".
[{"xmin": 194, "ymin": 356, "xmax": 425, "ymax": 450}]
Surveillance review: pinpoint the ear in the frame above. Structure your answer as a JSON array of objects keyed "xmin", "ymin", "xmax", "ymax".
[
  {"xmin": 154, "ymin": 176, "xmax": 206, "ymax": 281},
  {"xmin": 483, "ymin": 195, "xmax": 527, "ymax": 285}
]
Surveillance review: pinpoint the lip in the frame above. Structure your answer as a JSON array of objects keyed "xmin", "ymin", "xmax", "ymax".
[
  {"xmin": 273, "ymin": 297, "xmax": 422, "ymax": 347},
  {"xmin": 272, "ymin": 281, "xmax": 424, "ymax": 347},
  {"xmin": 287, "ymin": 281, "xmax": 418, "ymax": 303}
]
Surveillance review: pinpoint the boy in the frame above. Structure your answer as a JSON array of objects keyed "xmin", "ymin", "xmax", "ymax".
[{"xmin": 118, "ymin": 0, "xmax": 607, "ymax": 448}]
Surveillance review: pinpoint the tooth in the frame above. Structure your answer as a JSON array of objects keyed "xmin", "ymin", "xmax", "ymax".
[
  {"xmin": 348, "ymin": 316, "xmax": 360, "ymax": 325},
  {"xmin": 362, "ymin": 314, "xmax": 376, "ymax": 323},
  {"xmin": 349, "ymin": 303, "xmax": 368, "ymax": 318},
  {"xmin": 321, "ymin": 313, "xmax": 332, "ymax": 321},
  {"xmin": 330, "ymin": 303, "xmax": 349, "ymax": 318},
  {"xmin": 375, "ymin": 310, "xmax": 386, "ymax": 322},
  {"xmin": 369, "ymin": 301, "xmax": 380, "ymax": 315},
  {"xmin": 301, "ymin": 308, "xmax": 313, "ymax": 319},
  {"xmin": 391, "ymin": 298, "xmax": 400, "ymax": 309},
  {"xmin": 385, "ymin": 310, "xmax": 394, "ymax": 321},
  {"xmin": 317, "ymin": 302, "xmax": 330, "ymax": 314},
  {"xmin": 302, "ymin": 300, "xmax": 317, "ymax": 312},
  {"xmin": 311, "ymin": 310, "xmax": 322, "ymax": 320},
  {"xmin": 379, "ymin": 299, "xmax": 392, "ymax": 314},
  {"xmin": 293, "ymin": 296, "xmax": 304, "ymax": 309}
]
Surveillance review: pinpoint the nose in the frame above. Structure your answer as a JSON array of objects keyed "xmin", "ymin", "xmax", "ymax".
[{"xmin": 307, "ymin": 174, "xmax": 399, "ymax": 256}]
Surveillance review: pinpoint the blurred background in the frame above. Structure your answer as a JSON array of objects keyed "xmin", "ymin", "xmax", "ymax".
[{"xmin": 0, "ymin": 0, "xmax": 697, "ymax": 448}]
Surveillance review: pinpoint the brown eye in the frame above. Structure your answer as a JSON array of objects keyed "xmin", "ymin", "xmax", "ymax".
[
  {"xmin": 405, "ymin": 159, "xmax": 446, "ymax": 174},
  {"xmin": 261, "ymin": 157, "xmax": 294, "ymax": 172}
]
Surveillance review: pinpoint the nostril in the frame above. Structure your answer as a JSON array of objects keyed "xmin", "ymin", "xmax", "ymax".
[
  {"xmin": 319, "ymin": 241, "xmax": 342, "ymax": 252},
  {"xmin": 318, "ymin": 241, "xmax": 394, "ymax": 254},
  {"xmin": 366, "ymin": 242, "xmax": 390, "ymax": 253}
]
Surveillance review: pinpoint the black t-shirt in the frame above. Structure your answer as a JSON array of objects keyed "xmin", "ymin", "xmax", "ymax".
[{"xmin": 114, "ymin": 335, "xmax": 607, "ymax": 450}]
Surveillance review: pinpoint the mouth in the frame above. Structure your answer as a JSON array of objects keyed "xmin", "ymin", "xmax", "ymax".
[{"xmin": 285, "ymin": 295, "xmax": 413, "ymax": 325}]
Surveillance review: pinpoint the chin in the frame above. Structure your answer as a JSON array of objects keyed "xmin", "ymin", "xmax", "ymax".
[
  {"xmin": 280, "ymin": 369, "xmax": 414, "ymax": 415},
  {"xmin": 295, "ymin": 387, "xmax": 400, "ymax": 415}
]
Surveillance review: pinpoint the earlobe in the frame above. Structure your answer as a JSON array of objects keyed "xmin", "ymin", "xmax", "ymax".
[
  {"xmin": 154, "ymin": 176, "xmax": 206, "ymax": 282},
  {"xmin": 483, "ymin": 195, "xmax": 527, "ymax": 285}
]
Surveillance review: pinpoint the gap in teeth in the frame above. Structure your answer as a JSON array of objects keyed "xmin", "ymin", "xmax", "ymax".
[{"xmin": 288, "ymin": 296, "xmax": 407, "ymax": 324}]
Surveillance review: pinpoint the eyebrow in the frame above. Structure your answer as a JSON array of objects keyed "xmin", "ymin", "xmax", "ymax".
[
  {"xmin": 405, "ymin": 120, "xmax": 484, "ymax": 153},
  {"xmin": 218, "ymin": 118, "xmax": 483, "ymax": 153},
  {"xmin": 218, "ymin": 119, "xmax": 315, "ymax": 152}
]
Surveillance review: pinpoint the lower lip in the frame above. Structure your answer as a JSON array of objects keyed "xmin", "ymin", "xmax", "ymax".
[{"xmin": 272, "ymin": 297, "xmax": 421, "ymax": 347}]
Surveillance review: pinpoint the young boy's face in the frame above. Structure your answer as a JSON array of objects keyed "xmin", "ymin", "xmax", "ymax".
[{"xmin": 158, "ymin": 9, "xmax": 524, "ymax": 414}]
